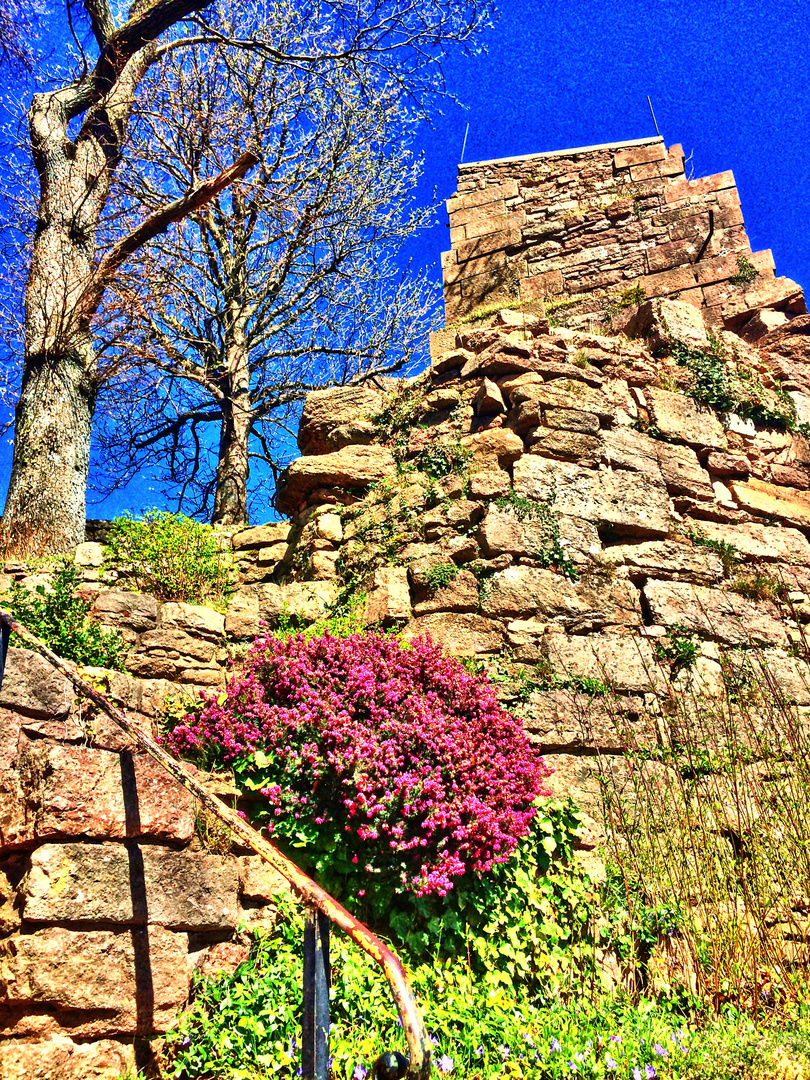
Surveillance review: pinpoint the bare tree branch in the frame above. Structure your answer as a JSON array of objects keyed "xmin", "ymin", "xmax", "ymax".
[{"xmin": 83, "ymin": 149, "xmax": 259, "ymax": 315}]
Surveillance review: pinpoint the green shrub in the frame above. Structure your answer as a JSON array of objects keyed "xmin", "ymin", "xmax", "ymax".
[
  {"xmin": 6, "ymin": 561, "xmax": 126, "ymax": 669},
  {"xmin": 104, "ymin": 511, "xmax": 230, "ymax": 604},
  {"xmin": 654, "ymin": 627, "xmax": 699, "ymax": 673},
  {"xmin": 730, "ymin": 574, "xmax": 787, "ymax": 604}
]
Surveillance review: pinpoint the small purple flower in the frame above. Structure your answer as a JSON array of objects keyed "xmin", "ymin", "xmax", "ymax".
[
  {"xmin": 646, "ymin": 1066, "xmax": 657, "ymax": 1079},
  {"xmin": 551, "ymin": 1038, "xmax": 562, "ymax": 1052},
  {"xmin": 429, "ymin": 1036, "xmax": 440, "ymax": 1048},
  {"xmin": 499, "ymin": 1046, "xmax": 510, "ymax": 1060},
  {"xmin": 353, "ymin": 1066, "xmax": 367, "ymax": 1080},
  {"xmin": 474, "ymin": 1046, "xmax": 484, "ymax": 1058},
  {"xmin": 654, "ymin": 1044, "xmax": 667, "ymax": 1058},
  {"xmin": 606, "ymin": 1055, "xmax": 618, "ymax": 1071},
  {"xmin": 610, "ymin": 1035, "xmax": 622, "ymax": 1043},
  {"xmin": 437, "ymin": 1055, "xmax": 454, "ymax": 1073},
  {"xmin": 633, "ymin": 1069, "xmax": 643, "ymax": 1080}
]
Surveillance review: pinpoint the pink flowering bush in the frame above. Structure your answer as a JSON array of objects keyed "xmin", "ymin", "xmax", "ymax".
[{"xmin": 168, "ymin": 630, "xmax": 551, "ymax": 900}]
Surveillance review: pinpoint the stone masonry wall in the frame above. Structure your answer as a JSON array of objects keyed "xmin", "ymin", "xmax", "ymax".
[
  {"xmin": 4, "ymin": 136, "xmax": 810, "ymax": 1078},
  {"xmin": 0, "ymin": 555, "xmax": 293, "ymax": 1078},
  {"xmin": 441, "ymin": 136, "xmax": 806, "ymax": 330}
]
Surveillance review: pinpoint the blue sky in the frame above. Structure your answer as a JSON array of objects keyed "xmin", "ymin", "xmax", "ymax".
[{"xmin": 2, "ymin": 0, "xmax": 808, "ymax": 521}]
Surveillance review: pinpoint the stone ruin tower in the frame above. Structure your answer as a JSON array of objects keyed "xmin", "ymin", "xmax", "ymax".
[{"xmin": 1, "ymin": 134, "xmax": 810, "ymax": 1077}]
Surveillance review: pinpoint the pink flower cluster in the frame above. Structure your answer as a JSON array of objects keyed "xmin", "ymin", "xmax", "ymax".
[{"xmin": 168, "ymin": 631, "xmax": 551, "ymax": 896}]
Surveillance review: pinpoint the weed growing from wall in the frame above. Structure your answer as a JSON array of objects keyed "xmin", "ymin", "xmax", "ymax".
[
  {"xmin": 495, "ymin": 488, "xmax": 578, "ymax": 580},
  {"xmin": 671, "ymin": 337, "xmax": 797, "ymax": 430},
  {"xmin": 730, "ymin": 253, "xmax": 760, "ymax": 287}
]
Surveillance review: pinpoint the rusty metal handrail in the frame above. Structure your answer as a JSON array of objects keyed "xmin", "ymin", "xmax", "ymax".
[{"xmin": 0, "ymin": 610, "xmax": 430, "ymax": 1080}]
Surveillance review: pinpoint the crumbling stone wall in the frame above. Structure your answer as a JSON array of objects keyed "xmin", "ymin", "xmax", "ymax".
[
  {"xmin": 441, "ymin": 136, "xmax": 805, "ymax": 330},
  {"xmin": 267, "ymin": 293, "xmax": 810, "ymax": 860}
]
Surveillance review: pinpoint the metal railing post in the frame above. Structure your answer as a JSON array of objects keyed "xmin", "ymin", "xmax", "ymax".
[{"xmin": 302, "ymin": 906, "xmax": 331, "ymax": 1080}]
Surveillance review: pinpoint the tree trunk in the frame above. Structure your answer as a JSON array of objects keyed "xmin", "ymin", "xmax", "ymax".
[
  {"xmin": 1, "ymin": 156, "xmax": 102, "ymax": 556},
  {"xmin": 211, "ymin": 342, "xmax": 253, "ymax": 526},
  {"xmin": 2, "ymin": 351, "xmax": 97, "ymax": 557}
]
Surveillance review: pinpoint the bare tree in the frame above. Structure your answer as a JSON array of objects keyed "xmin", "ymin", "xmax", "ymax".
[
  {"xmin": 0, "ymin": 0, "xmax": 494, "ymax": 556},
  {"xmin": 92, "ymin": 36, "xmax": 438, "ymax": 524}
]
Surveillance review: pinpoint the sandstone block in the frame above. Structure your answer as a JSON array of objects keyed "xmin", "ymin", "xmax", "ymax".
[
  {"xmin": 544, "ymin": 407, "xmax": 601, "ymax": 434},
  {"xmin": 469, "ymin": 469, "xmax": 511, "ymax": 499},
  {"xmin": 297, "ymin": 386, "xmax": 383, "ymax": 455},
  {"xmin": 513, "ymin": 455, "xmax": 671, "ymax": 536},
  {"xmin": 646, "ymin": 387, "xmax": 727, "ymax": 450},
  {"xmin": 623, "ymin": 298, "xmax": 710, "ymax": 351},
  {"xmin": 0, "ymin": 740, "xmax": 194, "ymax": 851},
  {"xmin": 431, "ymin": 347, "xmax": 475, "ymax": 376},
  {"xmin": 255, "ymin": 581, "xmax": 338, "ymax": 625},
  {"xmin": 526, "ymin": 429, "xmax": 603, "ymax": 464},
  {"xmin": 706, "ymin": 451, "xmax": 750, "ymax": 477},
  {"xmin": 362, "ymin": 566, "xmax": 411, "ymax": 625},
  {"xmin": 663, "ymin": 170, "xmax": 736, "ymax": 206},
  {"xmin": 525, "ymin": 689, "xmax": 656, "ymax": 751},
  {"xmin": 0, "ymin": 648, "xmax": 72, "ymax": 720},
  {"xmin": 0, "ymin": 1036, "xmax": 137, "ymax": 1079},
  {"xmin": 24, "ymin": 843, "xmax": 238, "ymax": 929},
  {"xmin": 403, "ymin": 613, "xmax": 503, "ymax": 656},
  {"xmin": 254, "ymin": 542, "xmax": 288, "ymax": 564},
  {"xmin": 481, "ymin": 566, "xmax": 641, "ymax": 630},
  {"xmin": 455, "ymin": 227, "xmax": 522, "ymax": 265},
  {"xmin": 125, "ymin": 629, "xmax": 218, "ymax": 681},
  {"xmin": 728, "ymin": 477, "xmax": 810, "ymax": 529},
  {"xmin": 423, "ymin": 387, "xmax": 462, "ymax": 412},
  {"xmin": 605, "ymin": 539, "xmax": 723, "ymax": 583},
  {"xmin": 496, "ymin": 309, "xmax": 548, "ymax": 332},
  {"xmin": 459, "ymin": 427, "xmax": 524, "ymax": 469},
  {"xmin": 73, "ymin": 542, "xmax": 105, "ymax": 569},
  {"xmin": 613, "ymin": 142, "xmax": 666, "ymax": 169},
  {"xmin": 314, "ymin": 513, "xmax": 343, "ymax": 544},
  {"xmin": 656, "ymin": 441, "xmax": 714, "ymax": 500},
  {"xmin": 0, "ymin": 925, "xmax": 189, "ymax": 1036},
  {"xmin": 275, "ymin": 445, "xmax": 397, "ymax": 516},
  {"xmin": 159, "ymin": 602, "xmax": 224, "ymax": 642},
  {"xmin": 715, "ymin": 275, "xmax": 806, "ymax": 331},
  {"xmin": 238, "ymin": 855, "xmax": 292, "ymax": 901},
  {"xmin": 231, "ymin": 522, "xmax": 290, "ymax": 551},
  {"xmin": 544, "ymin": 633, "xmax": 665, "ymax": 694},
  {"xmin": 542, "ymin": 754, "xmax": 636, "ymax": 849},
  {"xmin": 643, "ymin": 579, "xmax": 788, "ymax": 646},
  {"xmin": 510, "ymin": 382, "xmax": 615, "ymax": 431},
  {"xmin": 224, "ymin": 589, "xmax": 260, "ymax": 640},
  {"xmin": 89, "ymin": 591, "xmax": 159, "ymax": 635},
  {"xmin": 413, "ymin": 571, "xmax": 479, "ymax": 616},
  {"xmin": 474, "ymin": 378, "xmax": 506, "ymax": 414}
]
